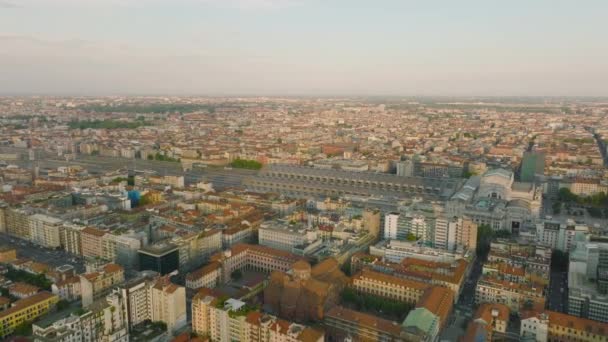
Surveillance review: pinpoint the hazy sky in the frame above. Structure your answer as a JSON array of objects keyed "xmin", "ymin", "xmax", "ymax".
[{"xmin": 1, "ymin": 0, "xmax": 607, "ymax": 96}]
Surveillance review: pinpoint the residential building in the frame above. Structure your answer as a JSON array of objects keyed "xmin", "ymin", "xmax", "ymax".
[
  {"xmin": 0, "ymin": 291, "xmax": 59, "ymax": 339},
  {"xmin": 351, "ymin": 269, "xmax": 428, "ymax": 306},
  {"xmin": 28, "ymin": 214, "xmax": 63, "ymax": 248},
  {"xmin": 324, "ymin": 306, "xmax": 404, "ymax": 342},
  {"xmin": 80, "ymin": 263, "xmax": 125, "ymax": 307}
]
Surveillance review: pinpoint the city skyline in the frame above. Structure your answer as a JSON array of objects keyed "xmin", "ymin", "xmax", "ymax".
[{"xmin": 1, "ymin": 0, "xmax": 608, "ymax": 96}]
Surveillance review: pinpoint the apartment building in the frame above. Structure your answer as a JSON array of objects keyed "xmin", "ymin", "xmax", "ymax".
[
  {"xmin": 402, "ymin": 286, "xmax": 454, "ymax": 342},
  {"xmin": 258, "ymin": 222, "xmax": 317, "ymax": 252},
  {"xmin": 28, "ymin": 214, "xmax": 63, "ymax": 248},
  {"xmin": 60, "ymin": 223, "xmax": 84, "ymax": 255},
  {"xmin": 475, "ymin": 276, "xmax": 545, "ymax": 313},
  {"xmin": 80, "ymin": 263, "xmax": 125, "ymax": 307},
  {"xmin": 351, "ymin": 269, "xmax": 428, "ymax": 305},
  {"xmin": 0, "ymin": 291, "xmax": 59, "ymax": 338},
  {"xmin": 520, "ymin": 310, "xmax": 608, "ymax": 342},
  {"xmin": 80, "ymin": 226, "xmax": 106, "ymax": 259},
  {"xmin": 324, "ymin": 306, "xmax": 404, "ymax": 342},
  {"xmin": 150, "ymin": 276, "xmax": 187, "ymax": 332},
  {"xmin": 186, "ymin": 261, "xmax": 221, "ymax": 289},
  {"xmin": 383, "ymin": 212, "xmax": 399, "ymax": 240},
  {"xmin": 192, "ymin": 289, "xmax": 323, "ymax": 342}
]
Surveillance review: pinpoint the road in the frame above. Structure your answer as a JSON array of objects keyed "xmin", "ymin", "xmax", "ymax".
[
  {"xmin": 440, "ymin": 256, "xmax": 483, "ymax": 340},
  {"xmin": 547, "ymin": 271, "xmax": 568, "ymax": 313},
  {"xmin": 0, "ymin": 233, "xmax": 85, "ymax": 273}
]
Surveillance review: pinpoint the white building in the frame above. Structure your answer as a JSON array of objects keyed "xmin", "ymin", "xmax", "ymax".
[
  {"xmin": 383, "ymin": 212, "xmax": 399, "ymax": 240},
  {"xmin": 29, "ymin": 214, "xmax": 63, "ymax": 248},
  {"xmin": 258, "ymin": 222, "xmax": 318, "ymax": 252}
]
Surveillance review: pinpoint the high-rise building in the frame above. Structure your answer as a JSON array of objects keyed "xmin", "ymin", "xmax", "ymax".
[
  {"xmin": 383, "ymin": 212, "xmax": 399, "ymax": 240},
  {"xmin": 520, "ymin": 152, "xmax": 545, "ymax": 183},
  {"xmin": 138, "ymin": 242, "xmax": 180, "ymax": 275}
]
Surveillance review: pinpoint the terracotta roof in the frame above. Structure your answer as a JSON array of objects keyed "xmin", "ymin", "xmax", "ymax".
[
  {"xmin": 326, "ymin": 306, "xmax": 402, "ymax": 336},
  {"xmin": 0, "ymin": 291, "xmax": 57, "ymax": 320},
  {"xmin": 9, "ymin": 282, "xmax": 40, "ymax": 295},
  {"xmin": 82, "ymin": 226, "xmax": 106, "ymax": 237},
  {"xmin": 102, "ymin": 263, "xmax": 124, "ymax": 274},
  {"xmin": 186, "ymin": 261, "xmax": 221, "ymax": 281},
  {"xmin": 548, "ymin": 310, "xmax": 608, "ymax": 336},
  {"xmin": 474, "ymin": 303, "xmax": 510, "ymax": 325},
  {"xmin": 0, "ymin": 296, "xmax": 11, "ymax": 306},
  {"xmin": 353, "ymin": 269, "xmax": 428, "ymax": 291},
  {"xmin": 298, "ymin": 327, "xmax": 324, "ymax": 342},
  {"xmin": 171, "ymin": 332, "xmax": 206, "ymax": 342},
  {"xmin": 417, "ymin": 286, "xmax": 454, "ymax": 324}
]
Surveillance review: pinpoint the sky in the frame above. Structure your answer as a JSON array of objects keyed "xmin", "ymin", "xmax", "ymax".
[{"xmin": 0, "ymin": 0, "xmax": 607, "ymax": 96}]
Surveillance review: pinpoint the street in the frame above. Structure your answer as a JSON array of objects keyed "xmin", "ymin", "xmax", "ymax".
[{"xmin": 547, "ymin": 271, "xmax": 568, "ymax": 313}]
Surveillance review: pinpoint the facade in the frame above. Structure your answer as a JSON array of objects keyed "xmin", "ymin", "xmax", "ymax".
[
  {"xmin": 383, "ymin": 212, "xmax": 399, "ymax": 240},
  {"xmin": 475, "ymin": 276, "xmax": 545, "ymax": 313},
  {"xmin": 324, "ymin": 306, "xmax": 404, "ymax": 342},
  {"xmin": 258, "ymin": 222, "xmax": 318, "ymax": 252},
  {"xmin": 80, "ymin": 263, "xmax": 125, "ymax": 307},
  {"xmin": 351, "ymin": 269, "xmax": 428, "ymax": 306},
  {"xmin": 186, "ymin": 261, "xmax": 221, "ymax": 289},
  {"xmin": 520, "ymin": 310, "xmax": 608, "ymax": 342},
  {"xmin": 0, "ymin": 291, "xmax": 59, "ymax": 339},
  {"xmin": 192, "ymin": 289, "xmax": 323, "ymax": 342},
  {"xmin": 402, "ymin": 286, "xmax": 454, "ymax": 342},
  {"xmin": 150, "ymin": 276, "xmax": 187, "ymax": 333},
  {"xmin": 520, "ymin": 151, "xmax": 545, "ymax": 183},
  {"xmin": 28, "ymin": 214, "xmax": 63, "ymax": 248},
  {"xmin": 138, "ymin": 242, "xmax": 180, "ymax": 275}
]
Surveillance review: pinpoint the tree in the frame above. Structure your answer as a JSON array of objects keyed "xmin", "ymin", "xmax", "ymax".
[
  {"xmin": 552, "ymin": 201, "xmax": 562, "ymax": 214},
  {"xmin": 56, "ymin": 299, "xmax": 70, "ymax": 311},
  {"xmin": 231, "ymin": 270, "xmax": 242, "ymax": 281},
  {"xmin": 406, "ymin": 233, "xmax": 418, "ymax": 241},
  {"xmin": 13, "ymin": 321, "xmax": 32, "ymax": 336}
]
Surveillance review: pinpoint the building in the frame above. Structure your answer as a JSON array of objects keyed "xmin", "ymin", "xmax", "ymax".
[
  {"xmin": 192, "ymin": 288, "xmax": 323, "ymax": 342},
  {"xmin": 324, "ymin": 306, "xmax": 404, "ymax": 342},
  {"xmin": 212, "ymin": 243, "xmax": 305, "ymax": 285},
  {"xmin": 447, "ymin": 169, "xmax": 542, "ymax": 233},
  {"xmin": 370, "ymin": 239, "xmax": 468, "ymax": 264},
  {"xmin": 264, "ymin": 258, "xmax": 348, "ymax": 322},
  {"xmin": 462, "ymin": 303, "xmax": 510, "ymax": 342},
  {"xmin": 520, "ymin": 309, "xmax": 608, "ymax": 342},
  {"xmin": 520, "ymin": 152, "xmax": 545, "ymax": 183},
  {"xmin": 246, "ymin": 164, "xmax": 463, "ymax": 200},
  {"xmin": 186, "ymin": 261, "xmax": 221, "ymax": 289},
  {"xmin": 0, "ymin": 291, "xmax": 59, "ymax": 338},
  {"xmin": 384, "ymin": 212, "xmax": 399, "ymax": 240},
  {"xmin": 536, "ymin": 219, "xmax": 589, "ymax": 252},
  {"xmin": 361, "ymin": 209, "xmax": 381, "ymax": 238},
  {"xmin": 258, "ymin": 222, "xmax": 318, "ymax": 252},
  {"xmin": 568, "ymin": 235, "xmax": 608, "ymax": 322},
  {"xmin": 0, "ymin": 246, "xmax": 17, "ymax": 263},
  {"xmin": 351, "ymin": 269, "xmax": 428, "ymax": 306},
  {"xmin": 150, "ymin": 276, "xmax": 187, "ymax": 333},
  {"xmin": 475, "ymin": 276, "xmax": 545, "ymax": 313},
  {"xmin": 119, "ymin": 271, "xmax": 158, "ymax": 329},
  {"xmin": 402, "ymin": 286, "xmax": 454, "ymax": 342},
  {"xmin": 9, "ymin": 282, "xmax": 40, "ymax": 299},
  {"xmin": 80, "ymin": 263, "xmax": 125, "ymax": 307},
  {"xmin": 80, "ymin": 227, "xmax": 106, "ymax": 259},
  {"xmin": 138, "ymin": 242, "xmax": 180, "ymax": 275},
  {"xmin": 28, "ymin": 214, "xmax": 63, "ymax": 248}
]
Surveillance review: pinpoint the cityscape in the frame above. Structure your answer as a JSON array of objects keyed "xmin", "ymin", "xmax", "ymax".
[
  {"xmin": 0, "ymin": 97, "xmax": 606, "ymax": 341},
  {"xmin": 1, "ymin": 1, "xmax": 608, "ymax": 342}
]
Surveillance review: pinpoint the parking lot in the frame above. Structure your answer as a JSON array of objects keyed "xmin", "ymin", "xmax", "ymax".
[{"xmin": 0, "ymin": 233, "xmax": 85, "ymax": 273}]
